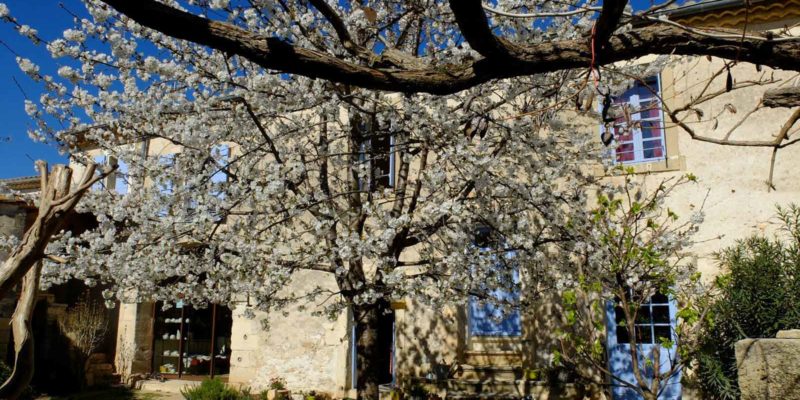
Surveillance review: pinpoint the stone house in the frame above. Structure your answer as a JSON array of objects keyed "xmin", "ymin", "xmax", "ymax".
[{"xmin": 3, "ymin": 0, "xmax": 797, "ymax": 399}]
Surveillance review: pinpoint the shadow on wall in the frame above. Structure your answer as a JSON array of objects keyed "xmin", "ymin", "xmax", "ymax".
[
  {"xmin": 392, "ymin": 292, "xmax": 597, "ymax": 399},
  {"xmin": 26, "ymin": 279, "xmax": 119, "ymax": 396}
]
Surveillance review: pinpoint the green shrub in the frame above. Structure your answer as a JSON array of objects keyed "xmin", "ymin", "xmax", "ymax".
[
  {"xmin": 696, "ymin": 204, "xmax": 800, "ymax": 400},
  {"xmin": 181, "ymin": 378, "xmax": 245, "ymax": 400}
]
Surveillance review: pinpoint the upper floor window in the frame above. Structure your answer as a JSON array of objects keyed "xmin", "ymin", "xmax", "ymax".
[
  {"xmin": 357, "ymin": 121, "xmax": 395, "ymax": 191},
  {"xmin": 92, "ymin": 154, "xmax": 128, "ymax": 194},
  {"xmin": 602, "ymin": 76, "xmax": 666, "ymax": 164}
]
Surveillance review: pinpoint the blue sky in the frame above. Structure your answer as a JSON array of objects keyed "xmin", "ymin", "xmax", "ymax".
[
  {"xmin": 0, "ymin": 0, "xmax": 85, "ymax": 178},
  {"xmin": 0, "ymin": 0, "xmax": 679, "ymax": 179}
]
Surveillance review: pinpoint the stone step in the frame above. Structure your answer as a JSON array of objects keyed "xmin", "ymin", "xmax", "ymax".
[
  {"xmin": 467, "ymin": 338, "xmax": 525, "ymax": 353},
  {"xmin": 86, "ymin": 372, "xmax": 120, "ymax": 387},
  {"xmin": 444, "ymin": 378, "xmax": 527, "ymax": 394},
  {"xmin": 87, "ymin": 363, "xmax": 114, "ymax": 373},
  {"xmin": 443, "ymin": 380, "xmax": 585, "ymax": 399},
  {"xmin": 446, "ymin": 391, "xmax": 520, "ymax": 400},
  {"xmin": 464, "ymin": 351, "xmax": 522, "ymax": 366},
  {"xmin": 87, "ymin": 353, "xmax": 108, "ymax": 364},
  {"xmin": 456, "ymin": 365, "xmax": 524, "ymax": 381}
]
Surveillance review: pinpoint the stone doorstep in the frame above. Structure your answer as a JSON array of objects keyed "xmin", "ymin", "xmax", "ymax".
[
  {"xmin": 464, "ymin": 351, "xmax": 523, "ymax": 367},
  {"xmin": 412, "ymin": 378, "xmax": 589, "ymax": 400},
  {"xmin": 467, "ymin": 337, "xmax": 527, "ymax": 353},
  {"xmin": 137, "ymin": 379, "xmax": 201, "ymax": 394},
  {"xmin": 456, "ymin": 365, "xmax": 524, "ymax": 381}
]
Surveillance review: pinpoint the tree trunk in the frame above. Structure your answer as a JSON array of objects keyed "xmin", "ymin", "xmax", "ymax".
[
  {"xmin": 354, "ymin": 299, "xmax": 394, "ymax": 400},
  {"xmin": 0, "ymin": 162, "xmax": 105, "ymax": 397},
  {"xmin": 0, "ymin": 263, "xmax": 40, "ymax": 399}
]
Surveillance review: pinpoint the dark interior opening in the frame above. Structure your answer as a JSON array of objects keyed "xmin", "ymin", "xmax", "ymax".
[{"xmin": 152, "ymin": 302, "xmax": 233, "ymax": 378}]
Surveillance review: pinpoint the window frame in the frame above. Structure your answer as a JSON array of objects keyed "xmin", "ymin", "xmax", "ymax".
[
  {"xmin": 601, "ymin": 75, "xmax": 668, "ymax": 165},
  {"xmin": 613, "ymin": 291, "xmax": 673, "ymax": 345},
  {"xmin": 357, "ymin": 122, "xmax": 395, "ymax": 192}
]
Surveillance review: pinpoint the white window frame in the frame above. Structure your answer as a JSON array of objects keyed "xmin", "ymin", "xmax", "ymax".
[{"xmin": 600, "ymin": 75, "xmax": 667, "ymax": 165}]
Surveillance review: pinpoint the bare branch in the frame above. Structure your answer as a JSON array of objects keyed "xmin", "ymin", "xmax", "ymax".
[
  {"xmin": 764, "ymin": 86, "xmax": 800, "ymax": 108},
  {"xmin": 306, "ymin": 0, "xmax": 364, "ymax": 58}
]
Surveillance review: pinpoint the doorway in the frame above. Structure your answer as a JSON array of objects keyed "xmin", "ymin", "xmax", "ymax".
[{"xmin": 152, "ymin": 302, "xmax": 232, "ymax": 379}]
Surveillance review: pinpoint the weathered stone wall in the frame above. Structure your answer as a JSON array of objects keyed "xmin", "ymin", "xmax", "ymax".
[
  {"xmin": 114, "ymin": 302, "xmax": 155, "ymax": 380},
  {"xmin": 394, "ymin": 299, "xmax": 464, "ymax": 379},
  {"xmin": 658, "ymin": 54, "xmax": 800, "ymax": 280},
  {"xmin": 392, "ymin": 52, "xmax": 800, "ymax": 391},
  {"xmin": 736, "ymin": 330, "xmax": 800, "ymax": 399},
  {"xmin": 228, "ymin": 269, "xmax": 351, "ymax": 397}
]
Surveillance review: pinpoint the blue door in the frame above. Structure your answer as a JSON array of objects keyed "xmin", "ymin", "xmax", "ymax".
[
  {"xmin": 606, "ymin": 293, "xmax": 681, "ymax": 400},
  {"xmin": 468, "ymin": 253, "xmax": 521, "ymax": 337}
]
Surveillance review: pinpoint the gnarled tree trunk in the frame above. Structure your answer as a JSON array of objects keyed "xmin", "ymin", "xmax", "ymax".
[
  {"xmin": 0, "ymin": 262, "xmax": 40, "ymax": 399},
  {"xmin": 0, "ymin": 161, "xmax": 106, "ymax": 398}
]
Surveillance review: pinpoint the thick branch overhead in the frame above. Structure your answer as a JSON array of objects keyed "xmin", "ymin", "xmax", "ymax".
[{"xmin": 98, "ymin": 0, "xmax": 800, "ymax": 95}]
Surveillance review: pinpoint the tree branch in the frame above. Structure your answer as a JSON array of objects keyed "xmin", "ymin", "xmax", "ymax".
[
  {"xmin": 763, "ymin": 86, "xmax": 800, "ymax": 108},
  {"xmin": 100, "ymin": 0, "xmax": 800, "ymax": 95},
  {"xmin": 0, "ymin": 163, "xmax": 108, "ymax": 299},
  {"xmin": 448, "ymin": 0, "xmax": 520, "ymax": 59},
  {"xmin": 306, "ymin": 0, "xmax": 365, "ymax": 58},
  {"xmin": 593, "ymin": 0, "xmax": 629, "ymax": 53}
]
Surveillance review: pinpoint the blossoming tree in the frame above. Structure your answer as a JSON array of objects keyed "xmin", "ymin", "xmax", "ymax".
[{"xmin": 2, "ymin": 0, "xmax": 800, "ymax": 398}]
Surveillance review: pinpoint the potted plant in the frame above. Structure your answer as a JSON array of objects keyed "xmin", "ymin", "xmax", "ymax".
[{"xmin": 266, "ymin": 377, "xmax": 290, "ymax": 400}]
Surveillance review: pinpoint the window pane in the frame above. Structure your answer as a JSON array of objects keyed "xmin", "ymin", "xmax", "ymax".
[
  {"xmin": 652, "ymin": 306, "xmax": 670, "ymax": 323},
  {"xmin": 654, "ymin": 325, "xmax": 672, "ymax": 342},
  {"xmin": 651, "ymin": 292, "xmax": 669, "ymax": 304},
  {"xmin": 638, "ymin": 100, "xmax": 661, "ymax": 119},
  {"xmin": 616, "ymin": 325, "xmax": 630, "ymax": 343},
  {"xmin": 616, "ymin": 143, "xmax": 635, "ymax": 162},
  {"xmin": 642, "ymin": 140, "xmax": 664, "ymax": 160},
  {"xmin": 636, "ymin": 306, "xmax": 652, "ymax": 323},
  {"xmin": 636, "ymin": 325, "xmax": 653, "ymax": 344},
  {"xmin": 372, "ymin": 133, "xmax": 392, "ymax": 189},
  {"xmin": 640, "ymin": 121, "xmax": 663, "ymax": 139},
  {"xmin": 613, "ymin": 125, "xmax": 634, "ymax": 142}
]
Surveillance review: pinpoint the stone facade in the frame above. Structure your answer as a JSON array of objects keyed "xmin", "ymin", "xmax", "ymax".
[{"xmin": 66, "ymin": 2, "xmax": 800, "ymax": 399}]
